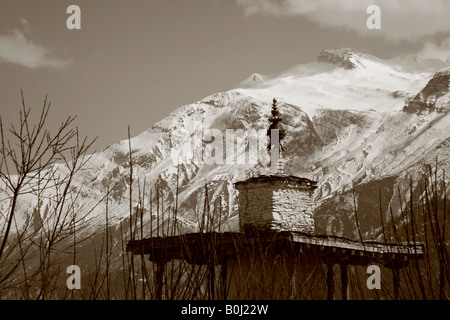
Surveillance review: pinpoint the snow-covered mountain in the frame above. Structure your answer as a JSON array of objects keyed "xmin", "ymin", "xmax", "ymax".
[{"xmin": 3, "ymin": 48, "xmax": 450, "ymax": 246}]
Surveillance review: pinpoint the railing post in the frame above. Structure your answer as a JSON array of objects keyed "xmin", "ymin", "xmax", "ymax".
[
  {"xmin": 155, "ymin": 260, "xmax": 167, "ymax": 300},
  {"xmin": 340, "ymin": 263, "xmax": 348, "ymax": 300},
  {"xmin": 327, "ymin": 264, "xmax": 335, "ymax": 300}
]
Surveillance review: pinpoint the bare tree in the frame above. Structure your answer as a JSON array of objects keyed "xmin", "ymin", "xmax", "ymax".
[{"xmin": 0, "ymin": 91, "xmax": 95, "ymax": 298}]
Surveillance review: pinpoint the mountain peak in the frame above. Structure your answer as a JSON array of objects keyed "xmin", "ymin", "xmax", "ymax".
[
  {"xmin": 241, "ymin": 73, "xmax": 266, "ymax": 86},
  {"xmin": 317, "ymin": 48, "xmax": 368, "ymax": 70}
]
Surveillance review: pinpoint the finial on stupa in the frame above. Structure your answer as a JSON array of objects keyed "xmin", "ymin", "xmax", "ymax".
[{"xmin": 267, "ymin": 98, "xmax": 286, "ymax": 174}]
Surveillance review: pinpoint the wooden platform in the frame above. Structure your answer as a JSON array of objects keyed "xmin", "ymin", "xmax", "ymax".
[
  {"xmin": 127, "ymin": 230, "xmax": 424, "ymax": 267},
  {"xmin": 127, "ymin": 231, "xmax": 424, "ymax": 300}
]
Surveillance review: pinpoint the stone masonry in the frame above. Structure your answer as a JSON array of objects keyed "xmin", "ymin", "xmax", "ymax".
[{"xmin": 234, "ymin": 175, "xmax": 317, "ymax": 234}]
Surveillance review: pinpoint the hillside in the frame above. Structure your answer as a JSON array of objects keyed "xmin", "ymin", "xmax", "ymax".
[{"xmin": 1, "ymin": 48, "xmax": 450, "ymax": 298}]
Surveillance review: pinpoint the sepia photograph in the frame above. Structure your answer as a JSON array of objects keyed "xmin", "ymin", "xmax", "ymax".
[{"xmin": 0, "ymin": 0, "xmax": 449, "ymax": 312}]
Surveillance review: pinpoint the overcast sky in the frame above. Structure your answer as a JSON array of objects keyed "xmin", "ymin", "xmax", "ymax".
[{"xmin": 1, "ymin": 0, "xmax": 449, "ymax": 151}]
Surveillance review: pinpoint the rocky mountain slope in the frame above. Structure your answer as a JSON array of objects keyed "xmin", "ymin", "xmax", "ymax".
[{"xmin": 2, "ymin": 48, "xmax": 450, "ymax": 250}]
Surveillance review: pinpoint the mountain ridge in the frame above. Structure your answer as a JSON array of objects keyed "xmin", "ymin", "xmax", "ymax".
[
  {"xmin": 2, "ymin": 48, "xmax": 450, "ymax": 241},
  {"xmin": 2, "ymin": 48, "xmax": 450, "ymax": 298}
]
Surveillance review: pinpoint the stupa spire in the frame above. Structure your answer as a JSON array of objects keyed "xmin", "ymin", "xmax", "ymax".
[{"xmin": 267, "ymin": 98, "xmax": 286, "ymax": 174}]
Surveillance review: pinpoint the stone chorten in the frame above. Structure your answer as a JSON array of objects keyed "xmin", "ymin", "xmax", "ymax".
[{"xmin": 234, "ymin": 98, "xmax": 317, "ymax": 234}]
